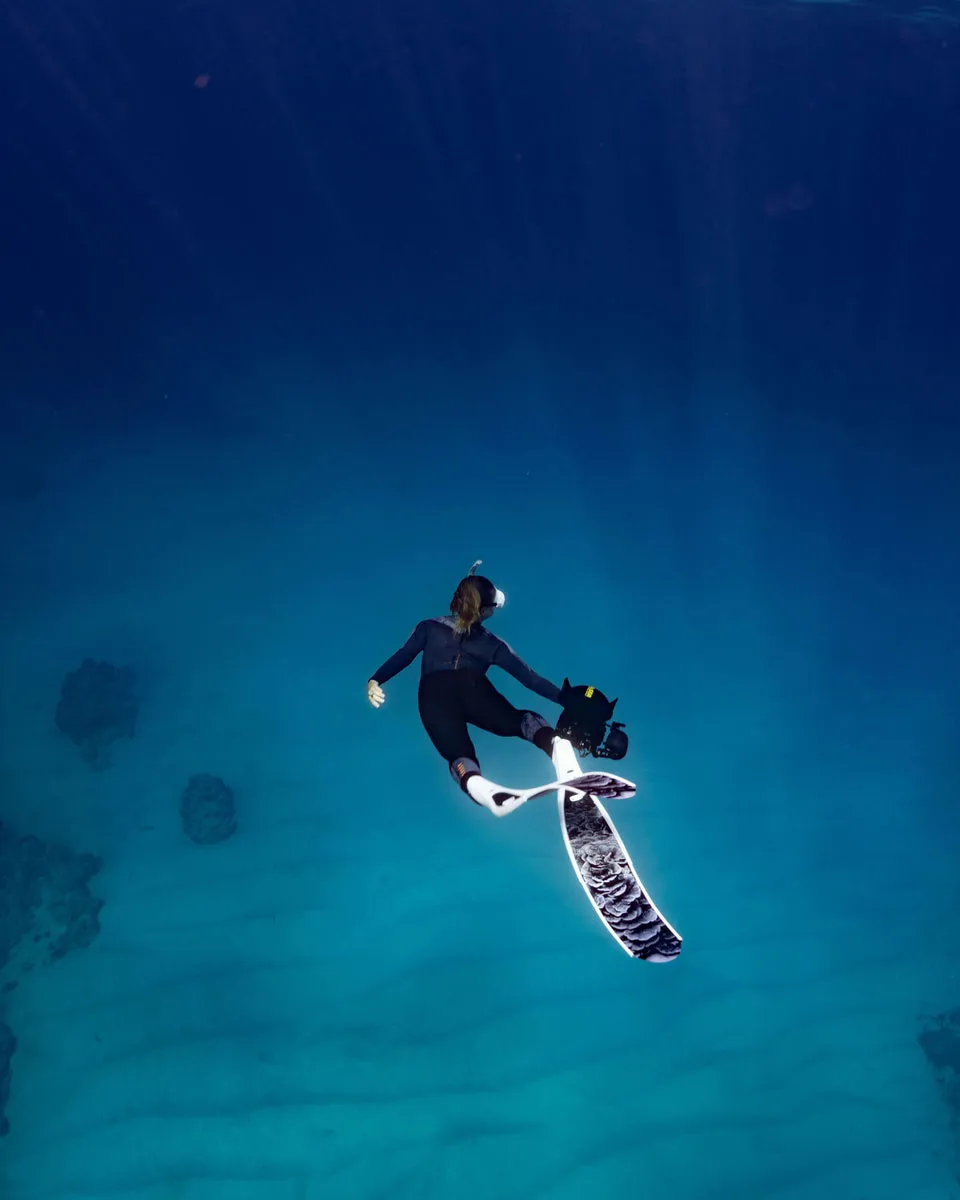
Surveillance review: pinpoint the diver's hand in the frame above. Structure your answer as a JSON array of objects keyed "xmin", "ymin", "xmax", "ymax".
[{"xmin": 367, "ymin": 680, "xmax": 385, "ymax": 709}]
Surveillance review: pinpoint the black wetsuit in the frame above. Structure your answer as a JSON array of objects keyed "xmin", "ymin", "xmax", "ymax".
[{"xmin": 371, "ymin": 616, "xmax": 562, "ymax": 780}]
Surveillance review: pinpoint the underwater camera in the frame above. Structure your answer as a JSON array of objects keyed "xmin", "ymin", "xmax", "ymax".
[{"xmin": 555, "ymin": 679, "xmax": 629, "ymax": 760}]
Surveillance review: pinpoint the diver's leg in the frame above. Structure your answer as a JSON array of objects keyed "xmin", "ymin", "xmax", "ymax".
[
  {"xmin": 465, "ymin": 676, "xmax": 557, "ymax": 758},
  {"xmin": 524, "ymin": 712, "xmax": 557, "ymax": 758},
  {"xmin": 416, "ymin": 672, "xmax": 511, "ymax": 808},
  {"xmin": 418, "ymin": 673, "xmax": 478, "ymax": 788},
  {"xmin": 417, "ymin": 673, "xmax": 530, "ymax": 815}
]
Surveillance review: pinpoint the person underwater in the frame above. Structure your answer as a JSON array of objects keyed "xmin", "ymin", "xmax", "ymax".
[{"xmin": 367, "ymin": 561, "xmax": 564, "ymax": 816}]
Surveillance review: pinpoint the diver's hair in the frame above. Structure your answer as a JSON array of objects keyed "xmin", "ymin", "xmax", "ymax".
[{"xmin": 450, "ymin": 578, "xmax": 482, "ymax": 633}]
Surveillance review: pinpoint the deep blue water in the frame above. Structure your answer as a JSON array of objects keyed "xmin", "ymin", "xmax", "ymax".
[{"xmin": 1, "ymin": 1, "xmax": 959, "ymax": 1197}]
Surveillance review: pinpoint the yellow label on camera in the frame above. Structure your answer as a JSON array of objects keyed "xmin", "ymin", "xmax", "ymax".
[{"xmin": 585, "ymin": 686, "xmax": 595, "ymax": 698}]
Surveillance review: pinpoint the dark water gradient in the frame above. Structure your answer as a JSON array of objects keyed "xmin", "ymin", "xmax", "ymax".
[{"xmin": 1, "ymin": 1, "xmax": 959, "ymax": 1197}]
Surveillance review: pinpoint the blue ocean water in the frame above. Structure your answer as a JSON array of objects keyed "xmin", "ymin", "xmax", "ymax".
[{"xmin": 1, "ymin": 0, "xmax": 959, "ymax": 1196}]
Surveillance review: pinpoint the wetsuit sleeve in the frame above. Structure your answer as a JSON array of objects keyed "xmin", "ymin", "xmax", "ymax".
[
  {"xmin": 371, "ymin": 621, "xmax": 428, "ymax": 684},
  {"xmin": 492, "ymin": 640, "xmax": 563, "ymax": 705}
]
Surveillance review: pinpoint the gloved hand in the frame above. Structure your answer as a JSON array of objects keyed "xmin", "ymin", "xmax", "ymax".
[{"xmin": 367, "ymin": 679, "xmax": 386, "ymax": 708}]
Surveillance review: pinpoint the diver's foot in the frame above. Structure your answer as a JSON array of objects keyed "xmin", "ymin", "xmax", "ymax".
[{"xmin": 465, "ymin": 774, "xmax": 526, "ymax": 817}]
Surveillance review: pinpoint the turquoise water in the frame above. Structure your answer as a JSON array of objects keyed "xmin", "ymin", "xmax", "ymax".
[
  {"xmin": 2, "ymin": 365, "xmax": 958, "ymax": 1197},
  {"xmin": 2, "ymin": 1, "xmax": 960, "ymax": 1196}
]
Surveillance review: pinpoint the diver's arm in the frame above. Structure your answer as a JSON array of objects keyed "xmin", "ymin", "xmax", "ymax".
[
  {"xmin": 493, "ymin": 641, "xmax": 563, "ymax": 705},
  {"xmin": 370, "ymin": 621, "xmax": 428, "ymax": 687}
]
